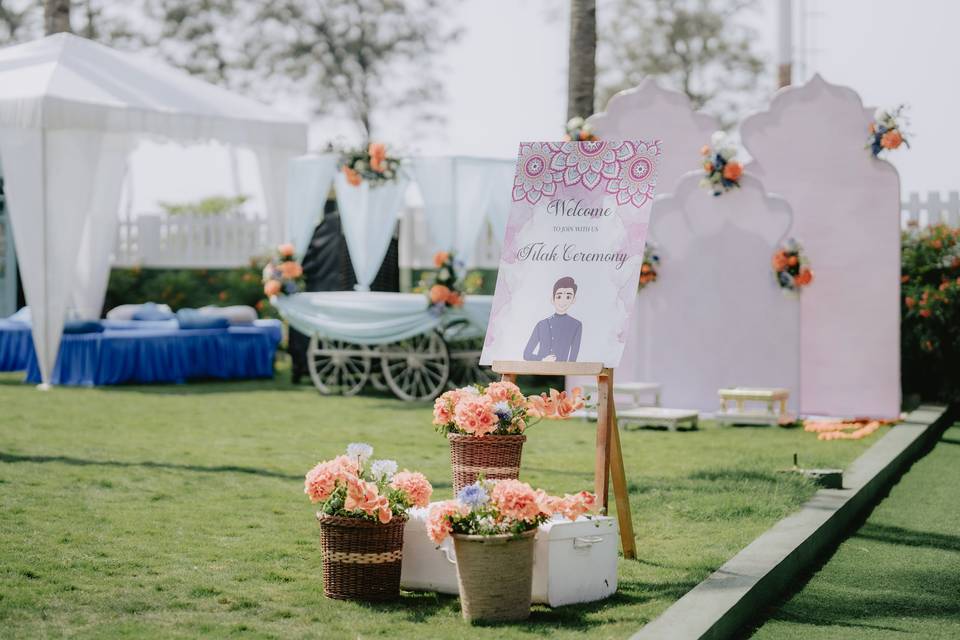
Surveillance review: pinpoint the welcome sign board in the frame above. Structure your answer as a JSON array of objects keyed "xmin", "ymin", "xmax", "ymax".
[{"xmin": 480, "ymin": 140, "xmax": 663, "ymax": 367}]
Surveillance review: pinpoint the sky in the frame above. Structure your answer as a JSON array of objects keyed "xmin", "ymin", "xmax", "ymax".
[{"xmin": 127, "ymin": 0, "xmax": 960, "ymax": 216}]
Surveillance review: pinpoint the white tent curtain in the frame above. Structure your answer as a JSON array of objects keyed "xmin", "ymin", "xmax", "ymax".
[
  {"xmin": 409, "ymin": 157, "xmax": 457, "ymax": 252},
  {"xmin": 0, "ymin": 34, "xmax": 308, "ymax": 386},
  {"xmin": 255, "ymin": 144, "xmax": 303, "ymax": 246},
  {"xmin": 70, "ymin": 133, "xmax": 134, "ymax": 319},
  {"xmin": 334, "ymin": 172, "xmax": 409, "ymax": 291},
  {"xmin": 285, "ymin": 154, "xmax": 338, "ymax": 257},
  {"xmin": 410, "ymin": 157, "xmax": 516, "ymax": 265}
]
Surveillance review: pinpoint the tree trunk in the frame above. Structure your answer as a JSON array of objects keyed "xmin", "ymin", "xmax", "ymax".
[
  {"xmin": 44, "ymin": 0, "xmax": 72, "ymax": 35},
  {"xmin": 566, "ymin": 0, "xmax": 597, "ymax": 121}
]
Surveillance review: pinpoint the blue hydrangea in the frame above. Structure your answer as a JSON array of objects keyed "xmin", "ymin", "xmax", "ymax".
[
  {"xmin": 493, "ymin": 400, "xmax": 511, "ymax": 423},
  {"xmin": 457, "ymin": 483, "xmax": 489, "ymax": 508}
]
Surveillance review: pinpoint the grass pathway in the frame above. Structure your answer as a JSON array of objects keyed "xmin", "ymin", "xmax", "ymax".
[
  {"xmin": 749, "ymin": 424, "xmax": 960, "ymax": 640},
  {"xmin": 0, "ymin": 373, "xmax": 879, "ymax": 639}
]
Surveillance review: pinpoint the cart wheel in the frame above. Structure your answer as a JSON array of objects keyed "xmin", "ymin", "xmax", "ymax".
[
  {"xmin": 380, "ymin": 332, "xmax": 450, "ymax": 401},
  {"xmin": 448, "ymin": 343, "xmax": 498, "ymax": 388},
  {"xmin": 307, "ymin": 335, "xmax": 371, "ymax": 396}
]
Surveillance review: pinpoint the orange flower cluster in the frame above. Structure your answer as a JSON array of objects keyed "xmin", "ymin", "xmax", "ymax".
[
  {"xmin": 339, "ymin": 142, "xmax": 398, "ymax": 186},
  {"xmin": 429, "ymin": 284, "xmax": 462, "ymax": 307},
  {"xmin": 803, "ymin": 419, "xmax": 894, "ymax": 441}
]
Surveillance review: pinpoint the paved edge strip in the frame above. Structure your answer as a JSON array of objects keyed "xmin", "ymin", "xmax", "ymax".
[{"xmin": 630, "ymin": 404, "xmax": 952, "ymax": 640}]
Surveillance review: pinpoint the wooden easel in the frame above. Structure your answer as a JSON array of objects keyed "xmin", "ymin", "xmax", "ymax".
[{"xmin": 493, "ymin": 360, "xmax": 637, "ymax": 559}]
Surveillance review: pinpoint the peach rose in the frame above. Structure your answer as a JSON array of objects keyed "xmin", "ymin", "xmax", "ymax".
[
  {"xmin": 430, "ymin": 284, "xmax": 451, "ymax": 304},
  {"xmin": 700, "ymin": 144, "xmax": 711, "ymax": 156},
  {"xmin": 722, "ymin": 161, "xmax": 743, "ymax": 181},
  {"xmin": 704, "ymin": 161, "xmax": 714, "ymax": 173},
  {"xmin": 880, "ymin": 129, "xmax": 902, "ymax": 149},
  {"xmin": 263, "ymin": 280, "xmax": 282, "ymax": 296},
  {"xmin": 795, "ymin": 269, "xmax": 813, "ymax": 287},
  {"xmin": 454, "ymin": 396, "xmax": 499, "ymax": 436},
  {"xmin": 369, "ymin": 142, "xmax": 387, "ymax": 172},
  {"xmin": 278, "ymin": 243, "xmax": 295, "ymax": 257},
  {"xmin": 280, "ymin": 261, "xmax": 303, "ymax": 279},
  {"xmin": 426, "ymin": 500, "xmax": 468, "ymax": 543},
  {"xmin": 433, "ymin": 251, "xmax": 450, "ymax": 268},
  {"xmin": 771, "ymin": 251, "xmax": 788, "ymax": 271},
  {"xmin": 446, "ymin": 291, "xmax": 463, "ymax": 307},
  {"xmin": 390, "ymin": 470, "xmax": 433, "ymax": 508},
  {"xmin": 485, "ymin": 381, "xmax": 522, "ymax": 403},
  {"xmin": 342, "ymin": 165, "xmax": 362, "ymax": 186},
  {"xmin": 491, "ymin": 479, "xmax": 541, "ymax": 522}
]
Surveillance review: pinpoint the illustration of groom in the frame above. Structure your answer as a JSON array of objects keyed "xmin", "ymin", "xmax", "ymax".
[{"xmin": 523, "ymin": 276, "xmax": 582, "ymax": 362}]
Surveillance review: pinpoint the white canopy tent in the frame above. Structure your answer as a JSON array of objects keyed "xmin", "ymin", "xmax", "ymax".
[
  {"xmin": 285, "ymin": 154, "xmax": 515, "ymax": 279},
  {"xmin": 0, "ymin": 33, "xmax": 307, "ymax": 387}
]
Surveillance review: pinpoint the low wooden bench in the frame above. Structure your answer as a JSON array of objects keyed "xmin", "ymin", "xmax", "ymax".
[{"xmin": 716, "ymin": 387, "xmax": 791, "ymax": 426}]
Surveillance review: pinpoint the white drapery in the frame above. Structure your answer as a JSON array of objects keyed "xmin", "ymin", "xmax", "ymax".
[
  {"xmin": 334, "ymin": 172, "xmax": 409, "ymax": 291},
  {"xmin": 285, "ymin": 154, "xmax": 339, "ymax": 257},
  {"xmin": 0, "ymin": 33, "xmax": 307, "ymax": 386},
  {"xmin": 409, "ymin": 156, "xmax": 515, "ymax": 265}
]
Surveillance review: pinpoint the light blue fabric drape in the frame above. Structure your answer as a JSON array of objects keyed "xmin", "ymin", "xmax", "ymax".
[
  {"xmin": 285, "ymin": 154, "xmax": 338, "ymax": 257},
  {"xmin": 272, "ymin": 292, "xmax": 492, "ymax": 345}
]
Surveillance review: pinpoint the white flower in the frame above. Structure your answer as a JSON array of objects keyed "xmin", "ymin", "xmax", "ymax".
[
  {"xmin": 370, "ymin": 459, "xmax": 398, "ymax": 481},
  {"xmin": 874, "ymin": 107, "xmax": 887, "ymax": 122},
  {"xmin": 461, "ymin": 385, "xmax": 480, "ymax": 396},
  {"xmin": 581, "ymin": 121, "xmax": 594, "ymax": 134},
  {"xmin": 438, "ymin": 268, "xmax": 451, "ymax": 280},
  {"xmin": 711, "ymin": 131, "xmax": 727, "ymax": 147},
  {"xmin": 567, "ymin": 116, "xmax": 585, "ymax": 129},
  {"xmin": 346, "ymin": 442, "xmax": 373, "ymax": 464},
  {"xmin": 719, "ymin": 147, "xmax": 737, "ymax": 161}
]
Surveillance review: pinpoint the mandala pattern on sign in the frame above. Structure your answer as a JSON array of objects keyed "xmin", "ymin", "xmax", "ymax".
[
  {"xmin": 549, "ymin": 141, "xmax": 620, "ymax": 189},
  {"xmin": 512, "ymin": 142, "xmax": 561, "ymax": 204},
  {"xmin": 605, "ymin": 140, "xmax": 661, "ymax": 208}
]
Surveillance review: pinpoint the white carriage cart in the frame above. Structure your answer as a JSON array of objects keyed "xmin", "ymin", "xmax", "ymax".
[{"xmin": 273, "ymin": 292, "xmax": 496, "ymax": 401}]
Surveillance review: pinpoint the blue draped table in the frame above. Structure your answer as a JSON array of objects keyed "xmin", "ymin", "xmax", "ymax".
[
  {"xmin": 0, "ymin": 320, "xmax": 32, "ymax": 371},
  {"xmin": 5, "ymin": 320, "xmax": 282, "ymax": 386}
]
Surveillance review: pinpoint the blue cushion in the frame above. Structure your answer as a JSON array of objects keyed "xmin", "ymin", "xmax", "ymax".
[
  {"xmin": 132, "ymin": 302, "xmax": 176, "ymax": 321},
  {"xmin": 176, "ymin": 308, "xmax": 230, "ymax": 330},
  {"xmin": 63, "ymin": 320, "xmax": 105, "ymax": 334}
]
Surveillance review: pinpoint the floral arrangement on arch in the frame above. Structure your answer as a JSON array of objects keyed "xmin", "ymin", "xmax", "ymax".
[
  {"xmin": 563, "ymin": 116, "xmax": 597, "ymax": 142},
  {"xmin": 426, "ymin": 478, "xmax": 597, "ymax": 543},
  {"xmin": 340, "ymin": 142, "xmax": 401, "ymax": 186},
  {"xmin": 262, "ymin": 243, "xmax": 303, "ymax": 297},
  {"xmin": 867, "ymin": 105, "xmax": 909, "ymax": 157},
  {"xmin": 699, "ymin": 131, "xmax": 743, "ymax": 196},
  {"xmin": 422, "ymin": 251, "xmax": 465, "ymax": 311},
  {"xmin": 433, "ymin": 381, "xmax": 585, "ymax": 437},
  {"xmin": 772, "ymin": 239, "xmax": 813, "ymax": 293},
  {"xmin": 638, "ymin": 244, "xmax": 660, "ymax": 291},
  {"xmin": 304, "ymin": 443, "xmax": 433, "ymax": 524}
]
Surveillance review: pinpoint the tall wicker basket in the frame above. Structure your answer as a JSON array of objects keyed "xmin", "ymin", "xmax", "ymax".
[
  {"xmin": 316, "ymin": 514, "xmax": 407, "ymax": 601},
  {"xmin": 452, "ymin": 530, "xmax": 537, "ymax": 622},
  {"xmin": 447, "ymin": 433, "xmax": 526, "ymax": 495}
]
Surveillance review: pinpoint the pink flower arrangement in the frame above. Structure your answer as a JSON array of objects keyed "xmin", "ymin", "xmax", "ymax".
[
  {"xmin": 304, "ymin": 443, "xmax": 433, "ymax": 523},
  {"xmin": 390, "ymin": 471, "xmax": 433, "ymax": 508},
  {"xmin": 433, "ymin": 382, "xmax": 586, "ymax": 437},
  {"xmin": 262, "ymin": 242, "xmax": 304, "ymax": 299},
  {"xmin": 426, "ymin": 478, "xmax": 597, "ymax": 544}
]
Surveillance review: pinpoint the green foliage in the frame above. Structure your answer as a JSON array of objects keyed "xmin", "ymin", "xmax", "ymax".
[
  {"xmin": 598, "ymin": 0, "xmax": 766, "ymax": 125},
  {"xmin": 0, "ymin": 371, "xmax": 877, "ymax": 638},
  {"xmin": 901, "ymin": 225, "xmax": 960, "ymax": 400},
  {"xmin": 157, "ymin": 194, "xmax": 249, "ymax": 216},
  {"xmin": 104, "ymin": 264, "xmax": 275, "ymax": 318}
]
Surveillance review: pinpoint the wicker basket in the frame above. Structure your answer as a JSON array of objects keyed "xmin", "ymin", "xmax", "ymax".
[
  {"xmin": 317, "ymin": 514, "xmax": 407, "ymax": 601},
  {"xmin": 447, "ymin": 433, "xmax": 526, "ymax": 495},
  {"xmin": 452, "ymin": 530, "xmax": 537, "ymax": 622}
]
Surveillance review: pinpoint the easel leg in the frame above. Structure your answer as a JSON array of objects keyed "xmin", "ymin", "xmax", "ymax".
[
  {"xmin": 595, "ymin": 370, "xmax": 612, "ymax": 510},
  {"xmin": 609, "ymin": 404, "xmax": 637, "ymax": 559}
]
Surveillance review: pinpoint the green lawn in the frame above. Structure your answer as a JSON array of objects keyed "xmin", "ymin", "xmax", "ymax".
[
  {"xmin": 0, "ymin": 371, "xmax": 882, "ymax": 639},
  {"xmin": 748, "ymin": 424, "xmax": 960, "ymax": 640}
]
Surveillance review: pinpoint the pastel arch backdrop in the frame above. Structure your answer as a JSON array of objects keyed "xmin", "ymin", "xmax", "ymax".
[
  {"xmin": 588, "ymin": 78, "xmax": 720, "ymax": 197},
  {"xmin": 618, "ymin": 173, "xmax": 799, "ymax": 413},
  {"xmin": 741, "ymin": 75, "xmax": 900, "ymax": 419}
]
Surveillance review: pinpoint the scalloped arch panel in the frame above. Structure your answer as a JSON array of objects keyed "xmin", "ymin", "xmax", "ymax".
[
  {"xmin": 741, "ymin": 74, "xmax": 900, "ymax": 418},
  {"xmin": 617, "ymin": 172, "xmax": 800, "ymax": 413},
  {"xmin": 589, "ymin": 78, "xmax": 720, "ymax": 198}
]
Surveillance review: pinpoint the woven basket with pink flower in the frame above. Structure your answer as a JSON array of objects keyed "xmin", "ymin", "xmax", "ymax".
[
  {"xmin": 304, "ymin": 442, "xmax": 433, "ymax": 601},
  {"xmin": 427, "ymin": 478, "xmax": 597, "ymax": 622},
  {"xmin": 433, "ymin": 381, "xmax": 585, "ymax": 494}
]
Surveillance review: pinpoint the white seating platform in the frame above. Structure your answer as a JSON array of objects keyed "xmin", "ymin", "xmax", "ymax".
[
  {"xmin": 716, "ymin": 387, "xmax": 792, "ymax": 426},
  {"xmin": 579, "ymin": 381, "xmax": 661, "ymax": 409},
  {"xmin": 618, "ymin": 407, "xmax": 699, "ymax": 431}
]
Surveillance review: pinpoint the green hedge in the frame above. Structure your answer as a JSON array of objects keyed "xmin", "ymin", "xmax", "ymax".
[{"xmin": 104, "ymin": 264, "xmax": 276, "ymax": 318}]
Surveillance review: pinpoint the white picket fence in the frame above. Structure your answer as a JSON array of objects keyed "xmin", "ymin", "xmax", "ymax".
[
  {"xmin": 901, "ymin": 191, "xmax": 960, "ymax": 230},
  {"xmin": 113, "ymin": 213, "xmax": 271, "ymax": 268}
]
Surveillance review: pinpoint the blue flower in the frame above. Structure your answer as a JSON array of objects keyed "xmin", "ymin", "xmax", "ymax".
[{"xmin": 457, "ymin": 483, "xmax": 489, "ymax": 508}]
